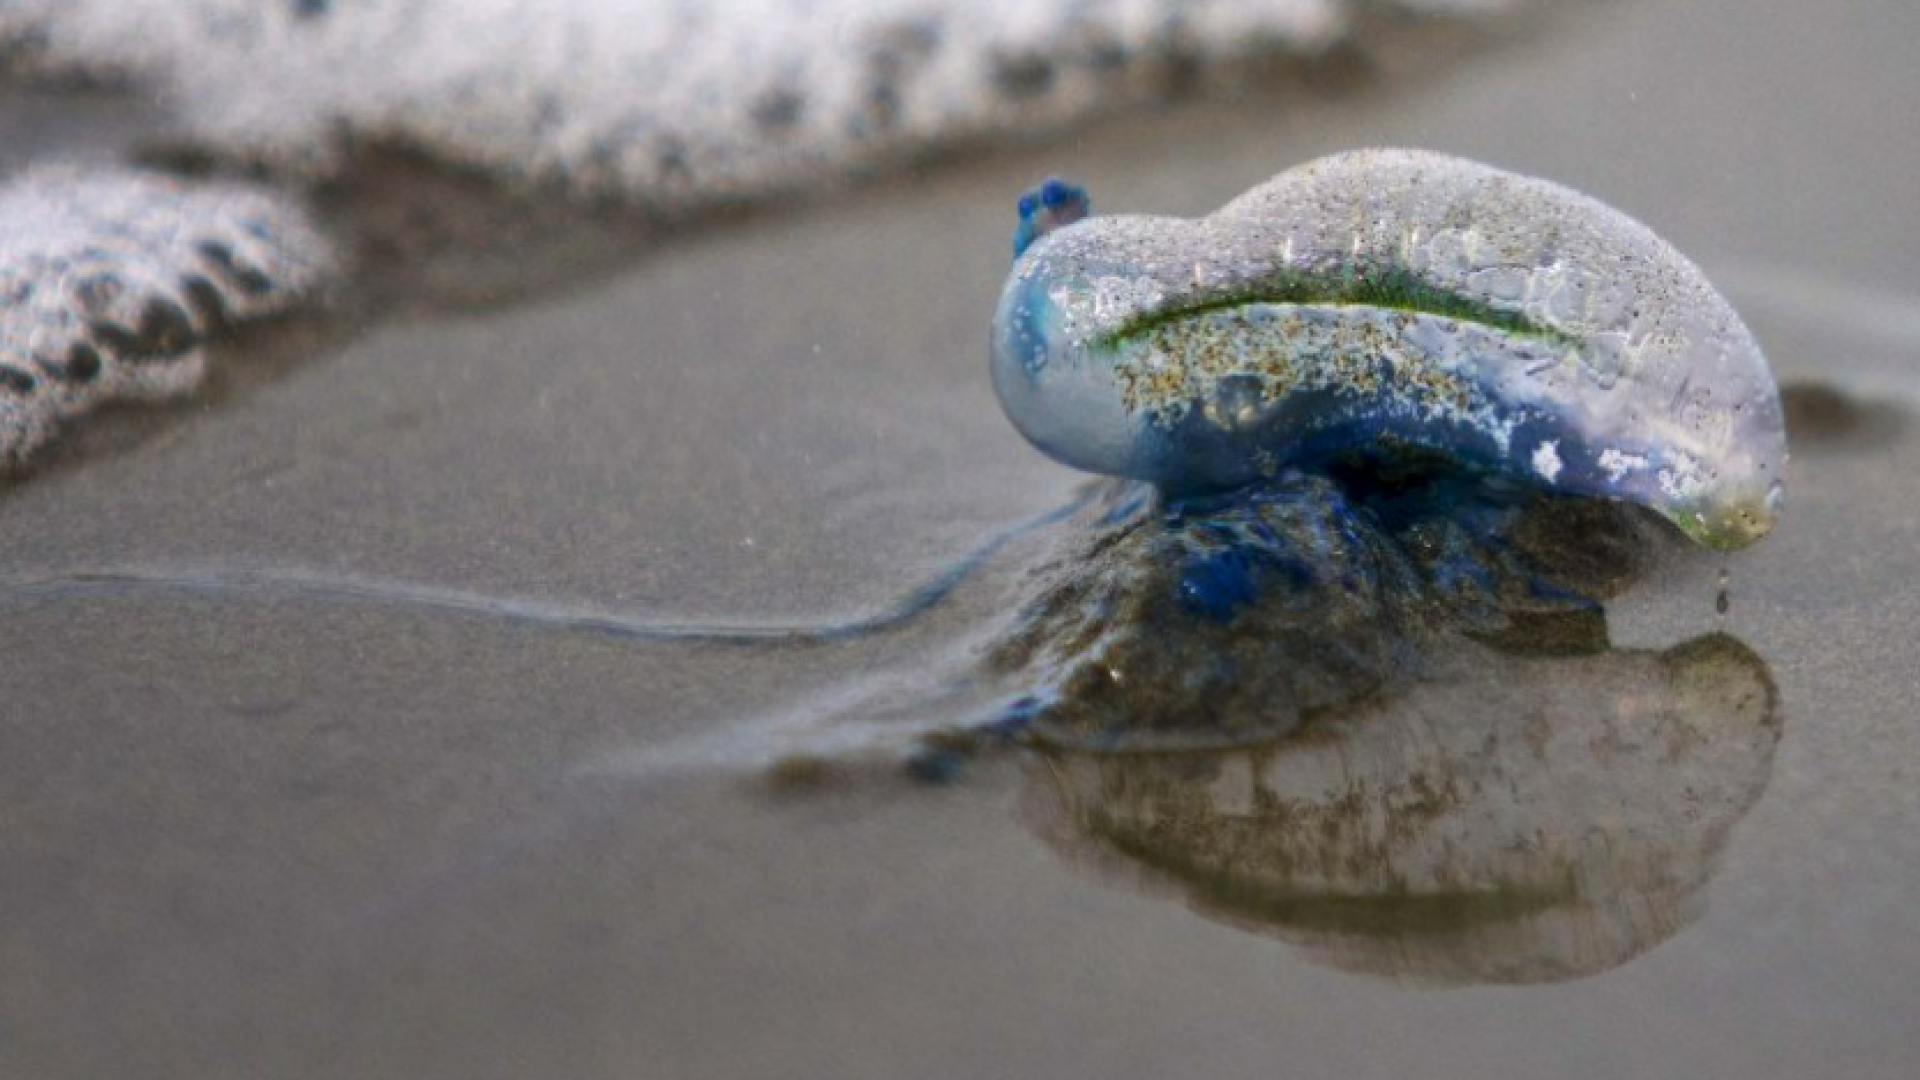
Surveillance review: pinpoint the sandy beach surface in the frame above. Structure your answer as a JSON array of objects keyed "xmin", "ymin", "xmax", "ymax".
[{"xmin": 2, "ymin": 0, "xmax": 1917, "ymax": 1077}]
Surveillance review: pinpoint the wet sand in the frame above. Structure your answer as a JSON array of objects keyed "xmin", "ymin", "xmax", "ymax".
[{"xmin": 3, "ymin": 0, "xmax": 1919, "ymax": 1077}]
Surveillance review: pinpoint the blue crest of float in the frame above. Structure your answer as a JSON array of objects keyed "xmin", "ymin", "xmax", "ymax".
[{"xmin": 990, "ymin": 149, "xmax": 1788, "ymax": 550}]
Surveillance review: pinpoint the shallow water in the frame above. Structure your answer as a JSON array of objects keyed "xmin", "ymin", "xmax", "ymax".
[{"xmin": 2, "ymin": 0, "xmax": 1918, "ymax": 1077}]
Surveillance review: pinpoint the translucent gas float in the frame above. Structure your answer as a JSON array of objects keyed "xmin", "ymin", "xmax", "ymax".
[{"xmin": 992, "ymin": 149, "xmax": 1787, "ymax": 549}]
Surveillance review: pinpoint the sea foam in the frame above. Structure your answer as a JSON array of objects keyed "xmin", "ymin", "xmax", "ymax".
[
  {"xmin": 0, "ymin": 0, "xmax": 1516, "ymax": 207},
  {"xmin": 0, "ymin": 168, "xmax": 331, "ymax": 466}
]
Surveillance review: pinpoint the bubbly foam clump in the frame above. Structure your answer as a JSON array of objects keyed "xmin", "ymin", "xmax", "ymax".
[
  {"xmin": 0, "ymin": 0, "xmax": 1514, "ymax": 207},
  {"xmin": 0, "ymin": 167, "xmax": 332, "ymax": 466}
]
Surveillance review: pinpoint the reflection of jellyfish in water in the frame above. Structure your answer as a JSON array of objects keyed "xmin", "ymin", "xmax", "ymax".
[{"xmin": 1022, "ymin": 634, "xmax": 1780, "ymax": 983}]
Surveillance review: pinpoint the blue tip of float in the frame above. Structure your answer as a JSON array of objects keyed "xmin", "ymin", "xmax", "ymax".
[{"xmin": 1039, "ymin": 177, "xmax": 1077, "ymax": 208}]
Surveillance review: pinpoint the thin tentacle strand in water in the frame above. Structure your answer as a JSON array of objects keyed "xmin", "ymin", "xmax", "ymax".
[{"xmin": 0, "ymin": 491, "xmax": 1093, "ymax": 646}]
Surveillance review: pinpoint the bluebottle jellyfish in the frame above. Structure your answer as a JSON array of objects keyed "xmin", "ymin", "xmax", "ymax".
[
  {"xmin": 992, "ymin": 148, "xmax": 1787, "ymax": 550},
  {"xmin": 975, "ymin": 150, "xmax": 1793, "ymax": 754}
]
